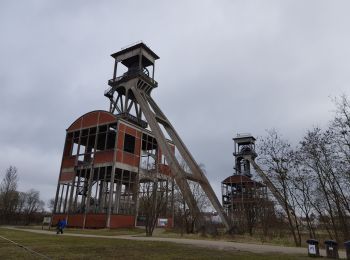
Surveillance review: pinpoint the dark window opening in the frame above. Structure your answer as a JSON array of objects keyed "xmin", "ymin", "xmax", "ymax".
[
  {"xmin": 109, "ymin": 123, "xmax": 117, "ymax": 130},
  {"xmin": 67, "ymin": 124, "xmax": 118, "ymax": 155},
  {"xmin": 106, "ymin": 166, "xmax": 112, "ymax": 179},
  {"xmin": 98, "ymin": 125, "xmax": 107, "ymax": 133},
  {"xmin": 90, "ymin": 127, "xmax": 97, "ymax": 134},
  {"xmin": 97, "ymin": 132, "xmax": 107, "ymax": 151},
  {"xmin": 141, "ymin": 134, "xmax": 157, "ymax": 150},
  {"xmin": 88, "ymin": 135, "xmax": 96, "ymax": 151},
  {"xmin": 124, "ymin": 134, "xmax": 135, "ymax": 154},
  {"xmin": 82, "ymin": 129, "xmax": 89, "ymax": 136},
  {"xmin": 106, "ymin": 131, "xmax": 116, "ymax": 149},
  {"xmin": 80, "ymin": 136, "xmax": 88, "ymax": 151},
  {"xmin": 64, "ymin": 135, "xmax": 73, "ymax": 156}
]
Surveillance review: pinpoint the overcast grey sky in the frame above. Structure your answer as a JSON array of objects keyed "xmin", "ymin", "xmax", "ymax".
[{"xmin": 1, "ymin": 0, "xmax": 350, "ymax": 205}]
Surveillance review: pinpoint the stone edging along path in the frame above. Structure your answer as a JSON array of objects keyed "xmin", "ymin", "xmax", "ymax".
[{"xmin": 1, "ymin": 227, "xmax": 346, "ymax": 259}]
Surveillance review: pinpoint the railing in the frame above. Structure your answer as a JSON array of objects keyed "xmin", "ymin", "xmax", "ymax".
[
  {"xmin": 117, "ymin": 112, "xmax": 148, "ymax": 128},
  {"xmin": 108, "ymin": 69, "xmax": 158, "ymax": 87},
  {"xmin": 120, "ymin": 41, "xmax": 144, "ymax": 50},
  {"xmin": 236, "ymin": 133, "xmax": 253, "ymax": 138}
]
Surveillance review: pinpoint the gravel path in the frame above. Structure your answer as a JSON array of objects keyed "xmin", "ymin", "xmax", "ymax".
[{"xmin": 2, "ymin": 227, "xmax": 346, "ymax": 259}]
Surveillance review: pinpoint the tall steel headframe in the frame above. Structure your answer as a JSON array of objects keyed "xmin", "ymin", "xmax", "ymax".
[
  {"xmin": 232, "ymin": 134, "xmax": 298, "ymax": 224},
  {"xmin": 104, "ymin": 42, "xmax": 231, "ymax": 230}
]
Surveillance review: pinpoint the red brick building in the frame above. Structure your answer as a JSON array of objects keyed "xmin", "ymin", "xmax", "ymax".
[{"xmin": 53, "ymin": 109, "xmax": 175, "ymax": 228}]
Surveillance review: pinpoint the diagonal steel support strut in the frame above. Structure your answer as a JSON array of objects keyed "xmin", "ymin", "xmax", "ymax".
[
  {"xmin": 246, "ymin": 157, "xmax": 298, "ymax": 222},
  {"xmin": 128, "ymin": 80, "xmax": 231, "ymax": 230},
  {"xmin": 145, "ymin": 94, "xmax": 231, "ymax": 229}
]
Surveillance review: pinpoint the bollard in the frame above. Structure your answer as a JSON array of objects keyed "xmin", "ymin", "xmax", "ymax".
[
  {"xmin": 344, "ymin": 241, "xmax": 350, "ymax": 260},
  {"xmin": 324, "ymin": 240, "xmax": 339, "ymax": 259},
  {"xmin": 306, "ymin": 239, "xmax": 320, "ymax": 257}
]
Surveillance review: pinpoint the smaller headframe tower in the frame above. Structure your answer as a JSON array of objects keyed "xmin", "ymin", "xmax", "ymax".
[{"xmin": 222, "ymin": 134, "xmax": 268, "ymax": 229}]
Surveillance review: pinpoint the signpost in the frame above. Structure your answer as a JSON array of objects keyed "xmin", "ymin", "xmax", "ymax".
[{"xmin": 42, "ymin": 216, "xmax": 51, "ymax": 230}]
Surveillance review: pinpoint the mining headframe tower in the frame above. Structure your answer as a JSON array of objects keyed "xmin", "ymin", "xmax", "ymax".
[
  {"xmin": 52, "ymin": 42, "xmax": 231, "ymax": 229},
  {"xmin": 222, "ymin": 134, "xmax": 299, "ymax": 231}
]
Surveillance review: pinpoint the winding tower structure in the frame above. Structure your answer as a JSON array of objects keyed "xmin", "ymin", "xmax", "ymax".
[
  {"xmin": 222, "ymin": 133, "xmax": 299, "ymax": 230},
  {"xmin": 222, "ymin": 134, "xmax": 268, "ymax": 227},
  {"xmin": 53, "ymin": 42, "xmax": 230, "ymax": 229}
]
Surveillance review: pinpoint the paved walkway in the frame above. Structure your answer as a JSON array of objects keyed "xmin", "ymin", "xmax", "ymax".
[{"xmin": 2, "ymin": 227, "xmax": 347, "ymax": 259}]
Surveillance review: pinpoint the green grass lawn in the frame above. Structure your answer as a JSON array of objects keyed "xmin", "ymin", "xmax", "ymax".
[
  {"xmin": 16, "ymin": 225, "xmax": 331, "ymax": 249},
  {"xmin": 156, "ymin": 228, "xmax": 300, "ymax": 247},
  {"xmin": 0, "ymin": 228, "xmax": 311, "ymax": 260},
  {"xmin": 160, "ymin": 228, "xmax": 339, "ymax": 249},
  {"xmin": 18, "ymin": 225, "xmax": 145, "ymax": 236}
]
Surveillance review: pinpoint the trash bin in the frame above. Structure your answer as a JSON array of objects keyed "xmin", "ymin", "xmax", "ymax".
[
  {"xmin": 324, "ymin": 240, "xmax": 339, "ymax": 259},
  {"xmin": 306, "ymin": 239, "xmax": 320, "ymax": 257},
  {"xmin": 344, "ymin": 241, "xmax": 350, "ymax": 260}
]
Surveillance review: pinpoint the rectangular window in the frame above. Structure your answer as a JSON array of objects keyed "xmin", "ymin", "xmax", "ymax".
[
  {"xmin": 97, "ymin": 132, "xmax": 106, "ymax": 151},
  {"xmin": 81, "ymin": 129, "xmax": 89, "ymax": 137},
  {"xmin": 79, "ymin": 136, "xmax": 88, "ymax": 154},
  {"xmin": 106, "ymin": 123, "xmax": 117, "ymax": 150},
  {"xmin": 88, "ymin": 134, "xmax": 96, "ymax": 151},
  {"xmin": 106, "ymin": 131, "xmax": 116, "ymax": 149},
  {"xmin": 64, "ymin": 133, "xmax": 73, "ymax": 156},
  {"xmin": 90, "ymin": 127, "xmax": 97, "ymax": 134},
  {"xmin": 73, "ymin": 131, "xmax": 80, "ymax": 138},
  {"xmin": 98, "ymin": 125, "xmax": 107, "ymax": 133},
  {"xmin": 123, "ymin": 134, "xmax": 135, "ymax": 154},
  {"xmin": 72, "ymin": 141, "xmax": 79, "ymax": 156}
]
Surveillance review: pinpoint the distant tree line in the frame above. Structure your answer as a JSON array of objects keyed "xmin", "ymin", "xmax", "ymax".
[
  {"xmin": 0, "ymin": 166, "xmax": 46, "ymax": 225},
  {"xmin": 257, "ymin": 95, "xmax": 350, "ymax": 246}
]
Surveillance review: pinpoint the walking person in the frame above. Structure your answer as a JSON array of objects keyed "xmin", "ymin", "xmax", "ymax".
[{"xmin": 56, "ymin": 219, "xmax": 67, "ymax": 234}]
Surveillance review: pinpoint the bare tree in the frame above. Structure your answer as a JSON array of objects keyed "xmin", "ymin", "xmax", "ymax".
[
  {"xmin": 259, "ymin": 198, "xmax": 277, "ymax": 238},
  {"xmin": 174, "ymin": 180, "xmax": 210, "ymax": 234},
  {"xmin": 257, "ymin": 130, "xmax": 301, "ymax": 246},
  {"xmin": 299, "ymin": 127, "xmax": 350, "ymax": 241},
  {"xmin": 16, "ymin": 192, "xmax": 26, "ymax": 213},
  {"xmin": 22, "ymin": 189, "xmax": 45, "ymax": 225},
  {"xmin": 0, "ymin": 166, "xmax": 19, "ymax": 223},
  {"xmin": 289, "ymin": 165, "xmax": 316, "ymax": 238},
  {"xmin": 332, "ymin": 95, "xmax": 350, "ymax": 170},
  {"xmin": 250, "ymin": 95, "xmax": 350, "ymax": 244},
  {"xmin": 0, "ymin": 167, "xmax": 46, "ymax": 225},
  {"xmin": 138, "ymin": 180, "xmax": 168, "ymax": 236},
  {"xmin": 330, "ymin": 95, "xmax": 350, "ymax": 214},
  {"xmin": 48, "ymin": 198, "xmax": 56, "ymax": 213},
  {"xmin": 243, "ymin": 200, "xmax": 259, "ymax": 236}
]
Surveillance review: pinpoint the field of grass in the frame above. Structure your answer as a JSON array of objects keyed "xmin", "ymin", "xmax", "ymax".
[
  {"xmin": 0, "ymin": 228, "xmax": 311, "ymax": 259},
  {"xmin": 18, "ymin": 225, "xmax": 145, "ymax": 236},
  {"xmin": 18, "ymin": 225, "xmax": 334, "ymax": 249},
  {"xmin": 159, "ymin": 229, "xmax": 303, "ymax": 247},
  {"xmin": 17, "ymin": 225, "xmax": 306, "ymax": 247},
  {"xmin": 160, "ymin": 228, "xmax": 339, "ymax": 249}
]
